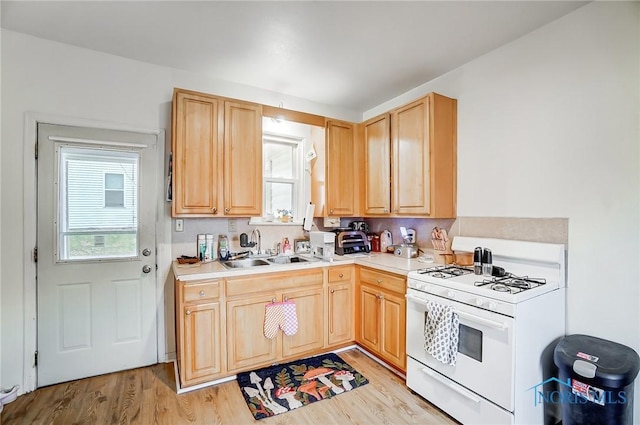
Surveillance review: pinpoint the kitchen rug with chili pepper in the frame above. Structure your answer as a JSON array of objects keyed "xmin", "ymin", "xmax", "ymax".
[{"xmin": 236, "ymin": 352, "xmax": 369, "ymax": 420}]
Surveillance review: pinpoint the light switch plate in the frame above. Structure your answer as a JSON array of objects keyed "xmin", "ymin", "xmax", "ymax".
[
  {"xmin": 228, "ymin": 218, "xmax": 237, "ymax": 232},
  {"xmin": 175, "ymin": 219, "xmax": 184, "ymax": 232}
]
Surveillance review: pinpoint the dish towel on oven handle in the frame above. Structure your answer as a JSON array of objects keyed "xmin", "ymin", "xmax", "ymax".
[{"xmin": 424, "ymin": 300, "xmax": 460, "ymax": 366}]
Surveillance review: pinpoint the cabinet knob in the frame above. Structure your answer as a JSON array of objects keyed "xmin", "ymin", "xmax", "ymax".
[
  {"xmin": 272, "ymin": 298, "xmax": 277, "ymax": 303},
  {"xmin": 376, "ymin": 278, "xmax": 382, "ymax": 284},
  {"xmin": 225, "ymin": 207, "xmax": 230, "ymax": 214},
  {"xmin": 339, "ymin": 273, "xmax": 344, "ymax": 278},
  {"xmin": 212, "ymin": 207, "xmax": 217, "ymax": 214},
  {"xmin": 186, "ymin": 310, "xmax": 191, "ymax": 315},
  {"xmin": 199, "ymin": 290, "xmax": 205, "ymax": 297},
  {"xmin": 284, "ymin": 296, "xmax": 289, "ymax": 302},
  {"xmin": 383, "ymin": 209, "xmax": 388, "ymax": 213},
  {"xmin": 330, "ymin": 209, "xmax": 334, "ymax": 214},
  {"xmin": 330, "ymin": 289, "xmax": 335, "ymax": 294}
]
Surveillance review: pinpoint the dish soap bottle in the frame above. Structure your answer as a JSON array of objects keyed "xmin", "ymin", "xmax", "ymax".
[{"xmin": 283, "ymin": 237, "xmax": 292, "ymax": 255}]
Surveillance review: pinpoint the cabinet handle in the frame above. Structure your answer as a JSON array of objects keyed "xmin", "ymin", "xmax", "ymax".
[
  {"xmin": 199, "ymin": 290, "xmax": 205, "ymax": 297},
  {"xmin": 212, "ymin": 207, "xmax": 217, "ymax": 214},
  {"xmin": 339, "ymin": 273, "xmax": 344, "ymax": 278},
  {"xmin": 329, "ymin": 290, "xmax": 334, "ymax": 334},
  {"xmin": 225, "ymin": 207, "xmax": 230, "ymax": 214},
  {"xmin": 186, "ymin": 310, "xmax": 191, "ymax": 315}
]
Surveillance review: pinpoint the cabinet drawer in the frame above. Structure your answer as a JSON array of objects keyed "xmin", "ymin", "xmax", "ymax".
[
  {"xmin": 183, "ymin": 280, "xmax": 220, "ymax": 302},
  {"xmin": 359, "ymin": 267, "xmax": 405, "ymax": 294},
  {"xmin": 328, "ymin": 266, "xmax": 352, "ymax": 283}
]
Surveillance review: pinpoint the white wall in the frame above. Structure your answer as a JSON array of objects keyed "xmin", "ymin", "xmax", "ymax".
[
  {"xmin": 366, "ymin": 0, "xmax": 640, "ymax": 414},
  {"xmin": 0, "ymin": 30, "xmax": 358, "ymax": 392}
]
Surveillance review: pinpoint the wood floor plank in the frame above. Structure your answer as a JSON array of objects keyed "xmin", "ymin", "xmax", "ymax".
[{"xmin": 1, "ymin": 349, "xmax": 459, "ymax": 425}]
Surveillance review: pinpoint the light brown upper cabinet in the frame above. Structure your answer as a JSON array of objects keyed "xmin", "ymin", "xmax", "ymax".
[
  {"xmin": 362, "ymin": 92, "xmax": 457, "ymax": 218},
  {"xmin": 325, "ymin": 120, "xmax": 357, "ymax": 216},
  {"xmin": 172, "ymin": 89, "xmax": 262, "ymax": 217}
]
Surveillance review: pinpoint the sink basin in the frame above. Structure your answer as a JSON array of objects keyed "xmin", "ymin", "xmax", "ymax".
[
  {"xmin": 221, "ymin": 258, "xmax": 271, "ymax": 269},
  {"xmin": 267, "ymin": 256, "xmax": 311, "ymax": 264}
]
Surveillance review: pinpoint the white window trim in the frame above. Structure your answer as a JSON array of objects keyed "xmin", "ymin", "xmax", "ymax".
[{"xmin": 258, "ymin": 132, "xmax": 310, "ymax": 224}]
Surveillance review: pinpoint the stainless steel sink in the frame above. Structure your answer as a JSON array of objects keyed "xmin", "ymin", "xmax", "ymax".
[
  {"xmin": 267, "ymin": 256, "xmax": 311, "ymax": 264},
  {"xmin": 221, "ymin": 258, "xmax": 271, "ymax": 269}
]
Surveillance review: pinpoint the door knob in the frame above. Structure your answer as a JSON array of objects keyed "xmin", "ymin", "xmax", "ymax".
[
  {"xmin": 142, "ymin": 265, "xmax": 152, "ymax": 274},
  {"xmin": 142, "ymin": 248, "xmax": 151, "ymax": 256}
]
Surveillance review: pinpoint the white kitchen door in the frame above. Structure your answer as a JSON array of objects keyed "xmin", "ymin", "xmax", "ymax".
[{"xmin": 36, "ymin": 123, "xmax": 158, "ymax": 386}]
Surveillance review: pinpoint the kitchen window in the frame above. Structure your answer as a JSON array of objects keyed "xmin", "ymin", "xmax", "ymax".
[{"xmin": 252, "ymin": 118, "xmax": 314, "ymax": 225}]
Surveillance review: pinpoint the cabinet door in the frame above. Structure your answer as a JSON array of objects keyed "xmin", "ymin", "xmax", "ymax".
[
  {"xmin": 379, "ymin": 290, "xmax": 406, "ymax": 370},
  {"xmin": 327, "ymin": 282, "xmax": 354, "ymax": 346},
  {"xmin": 363, "ymin": 114, "xmax": 391, "ymax": 215},
  {"xmin": 181, "ymin": 302, "xmax": 222, "ymax": 384},
  {"xmin": 282, "ymin": 286, "xmax": 324, "ymax": 358},
  {"xmin": 172, "ymin": 91, "xmax": 222, "ymax": 216},
  {"xmin": 223, "ymin": 101, "xmax": 262, "ymax": 216},
  {"xmin": 325, "ymin": 120, "xmax": 355, "ymax": 216},
  {"xmin": 358, "ymin": 285, "xmax": 381, "ymax": 352},
  {"xmin": 392, "ymin": 97, "xmax": 430, "ymax": 215},
  {"xmin": 226, "ymin": 293, "xmax": 278, "ymax": 372}
]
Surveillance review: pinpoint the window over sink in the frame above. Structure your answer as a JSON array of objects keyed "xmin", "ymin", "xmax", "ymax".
[{"xmin": 251, "ymin": 118, "xmax": 321, "ymax": 225}]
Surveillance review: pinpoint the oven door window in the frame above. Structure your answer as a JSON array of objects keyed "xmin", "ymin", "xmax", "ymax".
[{"xmin": 458, "ymin": 324, "xmax": 483, "ymax": 362}]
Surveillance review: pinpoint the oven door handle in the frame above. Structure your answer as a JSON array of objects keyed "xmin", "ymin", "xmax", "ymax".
[
  {"xmin": 406, "ymin": 293, "xmax": 507, "ymax": 330},
  {"xmin": 419, "ymin": 367, "xmax": 482, "ymax": 404}
]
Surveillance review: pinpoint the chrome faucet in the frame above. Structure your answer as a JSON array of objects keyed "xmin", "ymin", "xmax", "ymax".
[
  {"xmin": 276, "ymin": 242, "xmax": 282, "ymax": 255},
  {"xmin": 250, "ymin": 228, "xmax": 262, "ymax": 255}
]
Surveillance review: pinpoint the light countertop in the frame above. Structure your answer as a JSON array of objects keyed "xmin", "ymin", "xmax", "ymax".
[{"xmin": 173, "ymin": 252, "xmax": 433, "ymax": 282}]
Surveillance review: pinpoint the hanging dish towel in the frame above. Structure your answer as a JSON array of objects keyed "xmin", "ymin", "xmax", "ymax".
[
  {"xmin": 424, "ymin": 301, "xmax": 460, "ymax": 366},
  {"xmin": 263, "ymin": 301, "xmax": 299, "ymax": 339}
]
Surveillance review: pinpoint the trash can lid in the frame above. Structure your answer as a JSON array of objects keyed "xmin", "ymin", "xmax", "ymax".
[{"xmin": 554, "ymin": 334, "xmax": 640, "ymax": 388}]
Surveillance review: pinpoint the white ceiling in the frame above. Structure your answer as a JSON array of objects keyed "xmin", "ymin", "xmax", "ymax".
[{"xmin": 1, "ymin": 1, "xmax": 588, "ymax": 113}]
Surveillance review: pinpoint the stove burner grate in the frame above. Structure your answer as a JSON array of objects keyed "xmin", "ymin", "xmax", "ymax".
[
  {"xmin": 475, "ymin": 275, "xmax": 546, "ymax": 294},
  {"xmin": 417, "ymin": 265, "xmax": 473, "ymax": 279}
]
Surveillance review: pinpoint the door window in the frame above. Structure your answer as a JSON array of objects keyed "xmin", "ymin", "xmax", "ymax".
[{"xmin": 57, "ymin": 145, "xmax": 139, "ymax": 261}]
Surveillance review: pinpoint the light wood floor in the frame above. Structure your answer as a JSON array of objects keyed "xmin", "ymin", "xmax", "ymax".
[{"xmin": 1, "ymin": 349, "xmax": 459, "ymax": 425}]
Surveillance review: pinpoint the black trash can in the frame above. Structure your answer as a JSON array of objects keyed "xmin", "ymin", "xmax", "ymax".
[{"xmin": 554, "ymin": 334, "xmax": 640, "ymax": 425}]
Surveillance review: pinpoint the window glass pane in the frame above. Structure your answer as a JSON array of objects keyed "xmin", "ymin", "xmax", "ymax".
[
  {"xmin": 105, "ymin": 173, "xmax": 124, "ymax": 190},
  {"xmin": 264, "ymin": 142, "xmax": 295, "ymax": 179},
  {"xmin": 265, "ymin": 182, "xmax": 294, "ymax": 215},
  {"xmin": 58, "ymin": 146, "xmax": 139, "ymax": 261}
]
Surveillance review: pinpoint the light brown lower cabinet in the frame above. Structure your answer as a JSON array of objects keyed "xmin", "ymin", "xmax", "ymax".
[
  {"xmin": 356, "ymin": 266, "xmax": 407, "ymax": 371},
  {"xmin": 175, "ymin": 279, "xmax": 224, "ymax": 388},
  {"xmin": 225, "ymin": 269, "xmax": 325, "ymax": 373},
  {"xmin": 327, "ymin": 266, "xmax": 355, "ymax": 346}
]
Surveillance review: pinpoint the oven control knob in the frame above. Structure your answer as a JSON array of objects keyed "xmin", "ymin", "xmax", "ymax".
[
  {"xmin": 488, "ymin": 302, "xmax": 497, "ymax": 310},
  {"xmin": 416, "ymin": 283, "xmax": 424, "ymax": 290},
  {"xmin": 474, "ymin": 298, "xmax": 484, "ymax": 307},
  {"xmin": 446, "ymin": 290, "xmax": 455, "ymax": 298}
]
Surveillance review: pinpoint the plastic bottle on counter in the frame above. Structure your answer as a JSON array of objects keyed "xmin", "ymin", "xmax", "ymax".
[
  {"xmin": 197, "ymin": 234, "xmax": 207, "ymax": 262},
  {"xmin": 218, "ymin": 234, "xmax": 229, "ymax": 261},
  {"xmin": 204, "ymin": 234, "xmax": 214, "ymax": 262},
  {"xmin": 283, "ymin": 237, "xmax": 292, "ymax": 254}
]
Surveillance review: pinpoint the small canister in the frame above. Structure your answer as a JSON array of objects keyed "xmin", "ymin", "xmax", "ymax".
[
  {"xmin": 205, "ymin": 234, "xmax": 214, "ymax": 262},
  {"xmin": 371, "ymin": 234, "xmax": 381, "ymax": 252},
  {"xmin": 474, "ymin": 247, "xmax": 483, "ymax": 275}
]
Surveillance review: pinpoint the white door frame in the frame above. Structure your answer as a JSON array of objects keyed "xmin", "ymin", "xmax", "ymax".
[{"xmin": 22, "ymin": 111, "xmax": 171, "ymax": 392}]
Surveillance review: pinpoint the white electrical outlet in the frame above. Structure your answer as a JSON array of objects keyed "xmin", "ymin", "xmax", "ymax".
[
  {"xmin": 228, "ymin": 218, "xmax": 237, "ymax": 232},
  {"xmin": 175, "ymin": 219, "xmax": 184, "ymax": 232},
  {"xmin": 323, "ymin": 217, "xmax": 341, "ymax": 227}
]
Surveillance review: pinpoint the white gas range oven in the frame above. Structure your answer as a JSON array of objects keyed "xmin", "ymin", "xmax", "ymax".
[{"xmin": 406, "ymin": 236, "xmax": 566, "ymax": 425}]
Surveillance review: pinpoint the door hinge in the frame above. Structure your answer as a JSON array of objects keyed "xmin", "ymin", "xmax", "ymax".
[
  {"xmin": 34, "ymin": 351, "xmax": 38, "ymax": 367},
  {"xmin": 33, "ymin": 247, "xmax": 38, "ymax": 263},
  {"xmin": 35, "ymin": 141, "xmax": 38, "ymax": 159}
]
